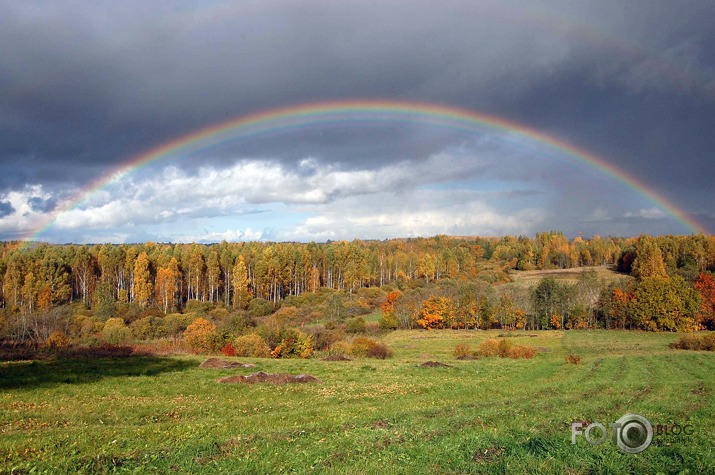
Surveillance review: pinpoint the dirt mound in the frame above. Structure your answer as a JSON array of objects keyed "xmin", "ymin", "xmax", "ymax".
[
  {"xmin": 322, "ymin": 354, "xmax": 352, "ymax": 361},
  {"xmin": 419, "ymin": 361, "xmax": 453, "ymax": 368},
  {"xmin": 200, "ymin": 358, "xmax": 256, "ymax": 369},
  {"xmin": 218, "ymin": 371, "xmax": 320, "ymax": 384}
]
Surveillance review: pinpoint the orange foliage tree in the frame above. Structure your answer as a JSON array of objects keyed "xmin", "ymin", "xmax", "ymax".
[
  {"xmin": 417, "ymin": 296, "xmax": 453, "ymax": 329},
  {"xmin": 379, "ymin": 290, "xmax": 401, "ymax": 329},
  {"xmin": 694, "ymin": 273, "xmax": 715, "ymax": 329}
]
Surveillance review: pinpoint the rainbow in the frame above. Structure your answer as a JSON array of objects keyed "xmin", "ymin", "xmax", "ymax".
[{"xmin": 26, "ymin": 99, "xmax": 704, "ymax": 242}]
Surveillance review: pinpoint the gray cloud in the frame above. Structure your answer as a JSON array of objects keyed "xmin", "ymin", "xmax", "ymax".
[
  {"xmin": 0, "ymin": 201, "xmax": 14, "ymax": 218},
  {"xmin": 1, "ymin": 0, "xmax": 714, "ymax": 241}
]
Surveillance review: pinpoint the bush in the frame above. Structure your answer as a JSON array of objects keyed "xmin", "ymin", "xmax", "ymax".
[
  {"xmin": 130, "ymin": 316, "xmax": 165, "ymax": 340},
  {"xmin": 184, "ymin": 317, "xmax": 220, "ymax": 353},
  {"xmin": 234, "ymin": 333, "xmax": 272, "ymax": 358},
  {"xmin": 306, "ymin": 326, "xmax": 345, "ymax": 351},
  {"xmin": 476, "ymin": 338, "xmax": 536, "ymax": 359},
  {"xmin": 185, "ymin": 300, "xmax": 213, "ymax": 316},
  {"xmin": 670, "ymin": 333, "xmax": 715, "ymax": 351},
  {"xmin": 325, "ymin": 340, "xmax": 352, "ymax": 358},
  {"xmin": 220, "ymin": 313, "xmax": 253, "ymax": 335},
  {"xmin": 350, "ymin": 337, "xmax": 392, "ymax": 359},
  {"xmin": 161, "ymin": 313, "xmax": 195, "ymax": 337},
  {"xmin": 248, "ymin": 298, "xmax": 274, "ymax": 317},
  {"xmin": 565, "ymin": 353, "xmax": 582, "ymax": 365},
  {"xmin": 271, "ymin": 329, "xmax": 314, "ymax": 359},
  {"xmin": 45, "ymin": 331, "xmax": 70, "ymax": 350},
  {"xmin": 475, "ymin": 339, "xmax": 500, "ymax": 357},
  {"xmin": 221, "ymin": 342, "xmax": 237, "ymax": 357},
  {"xmin": 345, "ymin": 317, "xmax": 367, "ymax": 334},
  {"xmin": 508, "ymin": 345, "xmax": 536, "ymax": 359},
  {"xmin": 454, "ymin": 343, "xmax": 473, "ymax": 360},
  {"xmin": 102, "ymin": 318, "xmax": 132, "ymax": 345}
]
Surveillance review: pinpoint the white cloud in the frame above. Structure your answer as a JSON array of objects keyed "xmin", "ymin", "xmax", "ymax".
[
  {"xmin": 279, "ymin": 190, "xmax": 546, "ymax": 241},
  {"xmin": 50, "ymin": 150, "xmax": 492, "ymax": 231},
  {"xmin": 624, "ymin": 208, "xmax": 667, "ymax": 220},
  {"xmin": 0, "ymin": 185, "xmax": 60, "ymax": 238},
  {"xmin": 170, "ymin": 228, "xmax": 263, "ymax": 243}
]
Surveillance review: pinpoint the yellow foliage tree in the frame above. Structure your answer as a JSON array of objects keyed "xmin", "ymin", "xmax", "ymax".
[
  {"xmin": 133, "ymin": 252, "xmax": 152, "ymax": 308},
  {"xmin": 232, "ymin": 255, "xmax": 252, "ymax": 309}
]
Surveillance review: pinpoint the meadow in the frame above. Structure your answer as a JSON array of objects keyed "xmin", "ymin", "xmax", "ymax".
[{"xmin": 1, "ymin": 330, "xmax": 713, "ymax": 474}]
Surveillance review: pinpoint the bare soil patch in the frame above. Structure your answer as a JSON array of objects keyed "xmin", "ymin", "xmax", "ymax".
[
  {"xmin": 200, "ymin": 358, "xmax": 256, "ymax": 369},
  {"xmin": 217, "ymin": 371, "xmax": 320, "ymax": 384}
]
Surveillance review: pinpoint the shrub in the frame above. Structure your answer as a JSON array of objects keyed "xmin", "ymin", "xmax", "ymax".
[
  {"xmin": 248, "ymin": 298, "xmax": 274, "ymax": 317},
  {"xmin": 45, "ymin": 330, "xmax": 70, "ymax": 350},
  {"xmin": 71, "ymin": 315, "xmax": 104, "ymax": 339},
  {"xmin": 271, "ymin": 329, "xmax": 314, "ymax": 359},
  {"xmin": 130, "ymin": 316, "xmax": 165, "ymax": 340},
  {"xmin": 307, "ymin": 326, "xmax": 345, "ymax": 351},
  {"xmin": 475, "ymin": 339, "xmax": 500, "ymax": 357},
  {"xmin": 221, "ymin": 342, "xmax": 237, "ymax": 356},
  {"xmin": 345, "ymin": 317, "xmax": 367, "ymax": 334},
  {"xmin": 102, "ymin": 318, "xmax": 132, "ymax": 345},
  {"xmin": 185, "ymin": 300, "xmax": 212, "ymax": 316},
  {"xmin": 367, "ymin": 341, "xmax": 392, "ymax": 359},
  {"xmin": 256, "ymin": 318, "xmax": 288, "ymax": 349},
  {"xmin": 220, "ymin": 313, "xmax": 253, "ymax": 335},
  {"xmin": 161, "ymin": 313, "xmax": 195, "ymax": 337},
  {"xmin": 379, "ymin": 312, "xmax": 398, "ymax": 330},
  {"xmin": 508, "ymin": 345, "xmax": 536, "ymax": 359},
  {"xmin": 565, "ymin": 353, "xmax": 582, "ymax": 365},
  {"xmin": 184, "ymin": 317, "xmax": 220, "ymax": 353},
  {"xmin": 325, "ymin": 340, "xmax": 352, "ymax": 358},
  {"xmin": 454, "ymin": 343, "xmax": 473, "ymax": 360},
  {"xmin": 350, "ymin": 337, "xmax": 392, "ymax": 359},
  {"xmin": 233, "ymin": 333, "xmax": 272, "ymax": 358},
  {"xmin": 476, "ymin": 338, "xmax": 536, "ymax": 359},
  {"xmin": 670, "ymin": 333, "xmax": 715, "ymax": 351},
  {"xmin": 364, "ymin": 321, "xmax": 383, "ymax": 335}
]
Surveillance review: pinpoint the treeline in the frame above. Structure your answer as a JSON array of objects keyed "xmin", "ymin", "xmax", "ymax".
[{"xmin": 0, "ymin": 233, "xmax": 714, "ymax": 344}]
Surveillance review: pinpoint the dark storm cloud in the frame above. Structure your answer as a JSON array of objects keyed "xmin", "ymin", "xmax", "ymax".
[
  {"xmin": 1, "ymin": 0, "xmax": 714, "ymax": 239},
  {"xmin": 0, "ymin": 201, "xmax": 14, "ymax": 218},
  {"xmin": 28, "ymin": 196, "xmax": 56, "ymax": 213}
]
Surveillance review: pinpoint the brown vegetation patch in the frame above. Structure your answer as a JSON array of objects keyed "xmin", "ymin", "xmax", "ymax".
[
  {"xmin": 564, "ymin": 353, "xmax": 582, "ymax": 365},
  {"xmin": 670, "ymin": 333, "xmax": 715, "ymax": 351},
  {"xmin": 322, "ymin": 354, "xmax": 352, "ymax": 361},
  {"xmin": 419, "ymin": 361, "xmax": 453, "ymax": 368},
  {"xmin": 199, "ymin": 358, "xmax": 256, "ymax": 369},
  {"xmin": 217, "ymin": 371, "xmax": 320, "ymax": 384},
  {"xmin": 472, "ymin": 446, "xmax": 504, "ymax": 463}
]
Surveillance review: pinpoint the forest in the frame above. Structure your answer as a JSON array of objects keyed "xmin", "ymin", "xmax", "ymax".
[{"xmin": 1, "ymin": 232, "xmax": 714, "ymax": 356}]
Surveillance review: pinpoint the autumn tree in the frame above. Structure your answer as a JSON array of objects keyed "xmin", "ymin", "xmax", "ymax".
[
  {"xmin": 379, "ymin": 290, "xmax": 401, "ymax": 329},
  {"xmin": 232, "ymin": 255, "xmax": 252, "ymax": 309},
  {"xmin": 632, "ymin": 235, "xmax": 668, "ymax": 280},
  {"xmin": 133, "ymin": 252, "xmax": 152, "ymax": 308},
  {"xmin": 418, "ymin": 296, "xmax": 453, "ymax": 329},
  {"xmin": 694, "ymin": 273, "xmax": 715, "ymax": 329},
  {"xmin": 155, "ymin": 263, "xmax": 177, "ymax": 313},
  {"xmin": 631, "ymin": 276, "xmax": 700, "ymax": 331}
]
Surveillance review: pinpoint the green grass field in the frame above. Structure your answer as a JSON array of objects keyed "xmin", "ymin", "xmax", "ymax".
[{"xmin": 1, "ymin": 330, "xmax": 713, "ymax": 474}]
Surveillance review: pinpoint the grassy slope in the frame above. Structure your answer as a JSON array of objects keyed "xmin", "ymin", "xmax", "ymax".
[
  {"xmin": 1, "ymin": 330, "xmax": 713, "ymax": 474},
  {"xmin": 506, "ymin": 265, "xmax": 632, "ymax": 289}
]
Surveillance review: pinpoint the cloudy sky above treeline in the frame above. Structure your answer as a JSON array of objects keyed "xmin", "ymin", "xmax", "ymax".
[{"xmin": 1, "ymin": 0, "xmax": 714, "ymax": 243}]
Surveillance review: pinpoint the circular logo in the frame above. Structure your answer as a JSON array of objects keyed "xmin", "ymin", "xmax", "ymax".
[{"xmin": 615, "ymin": 413, "xmax": 653, "ymax": 454}]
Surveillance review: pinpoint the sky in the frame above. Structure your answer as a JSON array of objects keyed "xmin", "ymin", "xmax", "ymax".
[{"xmin": 1, "ymin": 0, "xmax": 714, "ymax": 244}]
